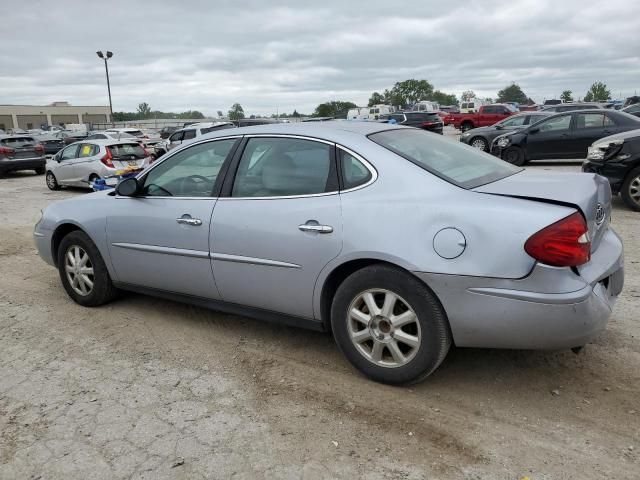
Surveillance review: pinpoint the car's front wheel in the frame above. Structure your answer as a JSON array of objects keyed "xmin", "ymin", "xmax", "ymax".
[
  {"xmin": 57, "ymin": 230, "xmax": 117, "ymax": 307},
  {"xmin": 331, "ymin": 265, "xmax": 451, "ymax": 384},
  {"xmin": 46, "ymin": 171, "xmax": 61, "ymax": 190},
  {"xmin": 469, "ymin": 136, "xmax": 488, "ymax": 151},
  {"xmin": 503, "ymin": 146, "xmax": 526, "ymax": 166},
  {"xmin": 621, "ymin": 167, "xmax": 640, "ymax": 211}
]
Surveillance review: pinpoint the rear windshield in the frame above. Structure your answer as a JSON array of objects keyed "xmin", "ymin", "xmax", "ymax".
[
  {"xmin": 108, "ymin": 143, "xmax": 146, "ymax": 158},
  {"xmin": 201, "ymin": 124, "xmax": 236, "ymax": 134},
  {"xmin": 126, "ymin": 130, "xmax": 144, "ymax": 137},
  {"xmin": 369, "ymin": 128, "xmax": 521, "ymax": 189},
  {"xmin": 1, "ymin": 137, "xmax": 35, "ymax": 147}
]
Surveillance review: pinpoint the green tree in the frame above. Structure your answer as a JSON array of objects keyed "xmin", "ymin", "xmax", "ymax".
[
  {"xmin": 228, "ymin": 103, "xmax": 245, "ymax": 120},
  {"xmin": 368, "ymin": 92, "xmax": 386, "ymax": 107},
  {"xmin": 583, "ymin": 82, "xmax": 611, "ymax": 102},
  {"xmin": 292, "ymin": 109, "xmax": 300, "ymax": 118},
  {"xmin": 313, "ymin": 101, "xmax": 357, "ymax": 118},
  {"xmin": 560, "ymin": 90, "xmax": 573, "ymax": 102},
  {"xmin": 496, "ymin": 83, "xmax": 528, "ymax": 104},
  {"xmin": 385, "ymin": 79, "xmax": 434, "ymax": 107},
  {"xmin": 461, "ymin": 90, "xmax": 476, "ymax": 102},
  {"xmin": 137, "ymin": 102, "xmax": 151, "ymax": 119},
  {"xmin": 430, "ymin": 90, "xmax": 458, "ymax": 106}
]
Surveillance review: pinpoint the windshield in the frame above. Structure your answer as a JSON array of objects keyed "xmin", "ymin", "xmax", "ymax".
[{"xmin": 369, "ymin": 128, "xmax": 521, "ymax": 189}]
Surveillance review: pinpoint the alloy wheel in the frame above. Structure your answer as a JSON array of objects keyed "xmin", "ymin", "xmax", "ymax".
[
  {"xmin": 629, "ymin": 175, "xmax": 640, "ymax": 207},
  {"xmin": 347, "ymin": 289, "xmax": 421, "ymax": 368},
  {"xmin": 64, "ymin": 245, "xmax": 94, "ymax": 296},
  {"xmin": 46, "ymin": 172, "xmax": 57, "ymax": 189},
  {"xmin": 471, "ymin": 138, "xmax": 487, "ymax": 151}
]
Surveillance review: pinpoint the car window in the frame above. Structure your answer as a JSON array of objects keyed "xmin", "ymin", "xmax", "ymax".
[
  {"xmin": 389, "ymin": 114, "xmax": 405, "ymax": 123},
  {"xmin": 60, "ymin": 145, "xmax": 79, "ymax": 160},
  {"xmin": 483, "ymin": 106, "xmax": 496, "ymax": 114},
  {"xmin": 183, "ymin": 130, "xmax": 196, "ymax": 140},
  {"xmin": 108, "ymin": 143, "xmax": 147, "ymax": 159},
  {"xmin": 624, "ymin": 104, "xmax": 640, "ymax": 114},
  {"xmin": 500, "ymin": 115, "xmax": 527, "ymax": 127},
  {"xmin": 537, "ymin": 115, "xmax": 571, "ymax": 132},
  {"xmin": 369, "ymin": 129, "xmax": 520, "ymax": 189},
  {"xmin": 232, "ymin": 137, "xmax": 333, "ymax": 197},
  {"xmin": 142, "ymin": 139, "xmax": 237, "ymax": 197},
  {"xmin": 169, "ymin": 132, "xmax": 184, "ymax": 142},
  {"xmin": 340, "ymin": 150, "xmax": 372, "ymax": 190},
  {"xmin": 126, "ymin": 130, "xmax": 144, "ymax": 137},
  {"xmin": 78, "ymin": 144, "xmax": 98, "ymax": 158},
  {"xmin": 575, "ymin": 113, "xmax": 608, "ymax": 129},
  {"xmin": 527, "ymin": 114, "xmax": 548, "ymax": 125},
  {"xmin": 1, "ymin": 136, "xmax": 35, "ymax": 147}
]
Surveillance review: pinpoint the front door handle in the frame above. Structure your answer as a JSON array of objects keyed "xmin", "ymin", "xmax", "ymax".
[
  {"xmin": 176, "ymin": 216, "xmax": 202, "ymax": 226},
  {"xmin": 299, "ymin": 224, "xmax": 333, "ymax": 234}
]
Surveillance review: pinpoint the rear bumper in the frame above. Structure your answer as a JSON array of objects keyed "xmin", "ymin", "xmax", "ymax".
[
  {"xmin": 413, "ymin": 228, "xmax": 624, "ymax": 349},
  {"xmin": 582, "ymin": 160, "xmax": 626, "ymax": 194},
  {"xmin": 0, "ymin": 157, "xmax": 45, "ymax": 173}
]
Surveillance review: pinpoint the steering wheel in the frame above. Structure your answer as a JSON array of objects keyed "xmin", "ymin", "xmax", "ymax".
[{"xmin": 179, "ymin": 175, "xmax": 210, "ymax": 195}]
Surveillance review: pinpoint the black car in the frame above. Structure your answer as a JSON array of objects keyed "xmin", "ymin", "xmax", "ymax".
[
  {"xmin": 622, "ymin": 104, "xmax": 640, "ymax": 118},
  {"xmin": 0, "ymin": 135, "xmax": 46, "ymax": 176},
  {"xmin": 34, "ymin": 134, "xmax": 65, "ymax": 155},
  {"xmin": 459, "ymin": 111, "xmax": 551, "ymax": 151},
  {"xmin": 388, "ymin": 111, "xmax": 443, "ymax": 134},
  {"xmin": 491, "ymin": 109, "xmax": 640, "ymax": 165},
  {"xmin": 582, "ymin": 129, "xmax": 640, "ymax": 211}
]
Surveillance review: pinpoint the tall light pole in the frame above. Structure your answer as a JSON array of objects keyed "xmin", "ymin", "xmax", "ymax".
[{"xmin": 96, "ymin": 51, "xmax": 114, "ymax": 125}]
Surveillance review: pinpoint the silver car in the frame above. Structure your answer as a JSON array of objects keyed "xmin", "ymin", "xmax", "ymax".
[
  {"xmin": 34, "ymin": 122, "xmax": 624, "ymax": 384},
  {"xmin": 155, "ymin": 122, "xmax": 236, "ymax": 157},
  {"xmin": 45, "ymin": 140, "xmax": 151, "ymax": 190}
]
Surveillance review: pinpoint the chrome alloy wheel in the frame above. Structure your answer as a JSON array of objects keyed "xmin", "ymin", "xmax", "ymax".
[
  {"xmin": 347, "ymin": 289, "xmax": 421, "ymax": 368},
  {"xmin": 46, "ymin": 172, "xmax": 57, "ymax": 189},
  {"xmin": 471, "ymin": 138, "xmax": 487, "ymax": 151},
  {"xmin": 629, "ymin": 174, "xmax": 640, "ymax": 206},
  {"xmin": 64, "ymin": 245, "xmax": 94, "ymax": 296}
]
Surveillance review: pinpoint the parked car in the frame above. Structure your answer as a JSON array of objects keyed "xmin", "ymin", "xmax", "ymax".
[
  {"xmin": 34, "ymin": 134, "xmax": 65, "ymax": 155},
  {"xmin": 582, "ymin": 129, "xmax": 640, "ymax": 211},
  {"xmin": 104, "ymin": 128, "xmax": 146, "ymax": 139},
  {"xmin": 543, "ymin": 99, "xmax": 563, "ymax": 106},
  {"xmin": 459, "ymin": 112, "xmax": 551, "ymax": 151},
  {"xmin": 451, "ymin": 104, "xmax": 516, "ymax": 132},
  {"xmin": 491, "ymin": 109, "xmax": 640, "ymax": 165},
  {"xmin": 160, "ymin": 126, "xmax": 179, "ymax": 139},
  {"xmin": 387, "ymin": 111, "xmax": 443, "ymax": 133},
  {"xmin": 155, "ymin": 122, "xmax": 236, "ymax": 156},
  {"xmin": 622, "ymin": 104, "xmax": 640, "ymax": 118},
  {"xmin": 541, "ymin": 103, "xmax": 604, "ymax": 113},
  {"xmin": 34, "ymin": 123, "xmax": 624, "ymax": 384},
  {"xmin": 44, "ymin": 140, "xmax": 151, "ymax": 190},
  {"xmin": 0, "ymin": 135, "xmax": 45, "ymax": 176},
  {"xmin": 459, "ymin": 99, "xmax": 489, "ymax": 113}
]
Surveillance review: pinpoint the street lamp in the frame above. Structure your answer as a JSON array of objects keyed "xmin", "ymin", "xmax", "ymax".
[{"xmin": 96, "ymin": 50, "xmax": 114, "ymax": 125}]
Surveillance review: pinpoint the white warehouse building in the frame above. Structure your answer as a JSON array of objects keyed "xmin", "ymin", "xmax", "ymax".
[{"xmin": 0, "ymin": 102, "xmax": 111, "ymax": 131}]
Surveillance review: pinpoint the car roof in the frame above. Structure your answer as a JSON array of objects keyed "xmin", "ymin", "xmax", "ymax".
[{"xmin": 199, "ymin": 120, "xmax": 401, "ymax": 143}]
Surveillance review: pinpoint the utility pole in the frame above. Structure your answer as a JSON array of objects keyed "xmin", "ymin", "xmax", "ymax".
[{"xmin": 96, "ymin": 51, "xmax": 114, "ymax": 125}]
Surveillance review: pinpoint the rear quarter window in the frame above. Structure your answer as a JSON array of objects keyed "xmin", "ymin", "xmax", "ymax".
[{"xmin": 369, "ymin": 128, "xmax": 521, "ymax": 189}]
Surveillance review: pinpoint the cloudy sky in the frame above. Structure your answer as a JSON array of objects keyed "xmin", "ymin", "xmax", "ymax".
[{"xmin": 1, "ymin": 0, "xmax": 639, "ymax": 116}]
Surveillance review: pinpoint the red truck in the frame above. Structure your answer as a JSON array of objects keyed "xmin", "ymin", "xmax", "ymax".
[{"xmin": 451, "ymin": 104, "xmax": 516, "ymax": 132}]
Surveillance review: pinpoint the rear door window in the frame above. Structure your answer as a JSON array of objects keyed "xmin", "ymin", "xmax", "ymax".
[
  {"xmin": 183, "ymin": 130, "xmax": 196, "ymax": 140},
  {"xmin": 575, "ymin": 113, "xmax": 607, "ymax": 129},
  {"xmin": 369, "ymin": 129, "xmax": 520, "ymax": 189},
  {"xmin": 79, "ymin": 143, "xmax": 99, "ymax": 157}
]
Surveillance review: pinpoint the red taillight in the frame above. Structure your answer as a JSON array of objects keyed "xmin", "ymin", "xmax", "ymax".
[
  {"xmin": 101, "ymin": 148, "xmax": 115, "ymax": 168},
  {"xmin": 0, "ymin": 146, "xmax": 14, "ymax": 155},
  {"xmin": 524, "ymin": 212, "xmax": 590, "ymax": 267}
]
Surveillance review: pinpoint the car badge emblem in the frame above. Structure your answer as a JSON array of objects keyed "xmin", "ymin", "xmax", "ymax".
[{"xmin": 595, "ymin": 203, "xmax": 606, "ymax": 226}]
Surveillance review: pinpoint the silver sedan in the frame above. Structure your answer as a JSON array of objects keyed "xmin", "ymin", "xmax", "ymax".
[{"xmin": 34, "ymin": 122, "xmax": 624, "ymax": 384}]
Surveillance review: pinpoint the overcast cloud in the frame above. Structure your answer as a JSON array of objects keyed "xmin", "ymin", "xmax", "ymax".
[{"xmin": 1, "ymin": 0, "xmax": 639, "ymax": 115}]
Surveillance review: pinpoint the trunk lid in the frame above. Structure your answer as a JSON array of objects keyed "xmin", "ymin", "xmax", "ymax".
[{"xmin": 474, "ymin": 170, "xmax": 611, "ymax": 252}]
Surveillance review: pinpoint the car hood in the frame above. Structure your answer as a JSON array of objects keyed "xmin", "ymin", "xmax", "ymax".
[{"xmin": 474, "ymin": 170, "xmax": 612, "ymax": 252}]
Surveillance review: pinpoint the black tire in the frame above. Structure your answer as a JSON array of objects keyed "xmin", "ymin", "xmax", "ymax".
[
  {"xmin": 460, "ymin": 122, "xmax": 473, "ymax": 133},
  {"xmin": 45, "ymin": 171, "xmax": 61, "ymax": 190},
  {"xmin": 57, "ymin": 230, "xmax": 117, "ymax": 307},
  {"xmin": 620, "ymin": 167, "xmax": 640, "ymax": 212},
  {"xmin": 502, "ymin": 146, "xmax": 526, "ymax": 166},
  {"xmin": 35, "ymin": 166, "xmax": 45, "ymax": 175},
  {"xmin": 331, "ymin": 265, "xmax": 451, "ymax": 385},
  {"xmin": 469, "ymin": 136, "xmax": 488, "ymax": 151}
]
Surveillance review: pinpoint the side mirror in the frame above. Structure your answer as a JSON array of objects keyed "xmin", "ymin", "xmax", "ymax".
[
  {"xmin": 115, "ymin": 177, "xmax": 140, "ymax": 197},
  {"xmin": 529, "ymin": 127, "xmax": 540, "ymax": 134}
]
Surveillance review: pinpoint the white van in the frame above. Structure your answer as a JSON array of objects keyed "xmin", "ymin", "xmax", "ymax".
[
  {"xmin": 411, "ymin": 101, "xmax": 439, "ymax": 112},
  {"xmin": 459, "ymin": 99, "xmax": 488, "ymax": 114},
  {"xmin": 347, "ymin": 105, "xmax": 394, "ymax": 121}
]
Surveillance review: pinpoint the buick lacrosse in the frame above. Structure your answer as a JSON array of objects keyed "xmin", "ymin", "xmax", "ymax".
[{"xmin": 34, "ymin": 122, "xmax": 624, "ymax": 384}]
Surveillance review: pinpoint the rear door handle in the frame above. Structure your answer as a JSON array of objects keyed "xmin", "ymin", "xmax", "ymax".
[
  {"xmin": 176, "ymin": 216, "xmax": 202, "ymax": 226},
  {"xmin": 298, "ymin": 224, "xmax": 333, "ymax": 234}
]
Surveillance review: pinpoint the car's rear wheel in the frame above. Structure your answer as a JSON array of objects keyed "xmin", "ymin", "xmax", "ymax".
[
  {"xmin": 470, "ymin": 136, "xmax": 488, "ymax": 151},
  {"xmin": 46, "ymin": 171, "xmax": 61, "ymax": 190},
  {"xmin": 331, "ymin": 265, "xmax": 451, "ymax": 385},
  {"xmin": 35, "ymin": 166, "xmax": 45, "ymax": 175},
  {"xmin": 621, "ymin": 167, "xmax": 640, "ymax": 211},
  {"xmin": 503, "ymin": 146, "xmax": 526, "ymax": 166},
  {"xmin": 57, "ymin": 231, "xmax": 117, "ymax": 307}
]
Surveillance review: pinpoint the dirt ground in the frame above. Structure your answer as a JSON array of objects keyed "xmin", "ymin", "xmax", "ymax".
[{"xmin": 0, "ymin": 158, "xmax": 638, "ymax": 479}]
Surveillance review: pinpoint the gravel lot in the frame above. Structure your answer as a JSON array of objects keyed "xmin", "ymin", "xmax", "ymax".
[{"xmin": 1, "ymin": 151, "xmax": 638, "ymax": 479}]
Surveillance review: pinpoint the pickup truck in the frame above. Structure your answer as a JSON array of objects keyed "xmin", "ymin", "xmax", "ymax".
[{"xmin": 451, "ymin": 104, "xmax": 516, "ymax": 132}]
